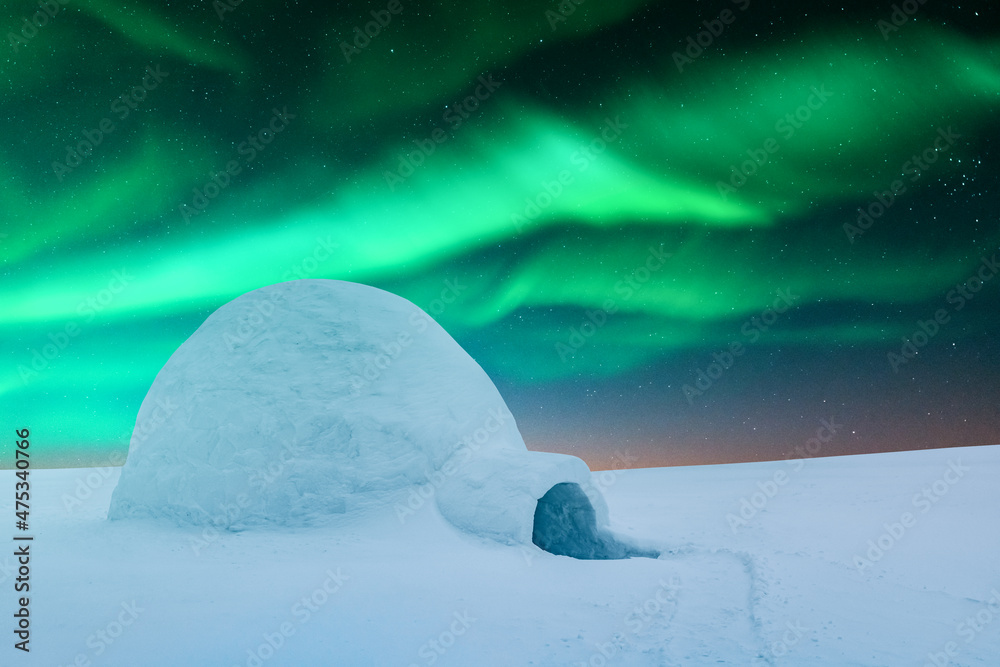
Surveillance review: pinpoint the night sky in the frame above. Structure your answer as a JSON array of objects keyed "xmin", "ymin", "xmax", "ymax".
[{"xmin": 3, "ymin": 0, "xmax": 999, "ymax": 470}]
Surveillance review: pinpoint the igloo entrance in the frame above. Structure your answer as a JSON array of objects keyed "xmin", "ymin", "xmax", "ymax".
[{"xmin": 531, "ymin": 483, "xmax": 659, "ymax": 560}]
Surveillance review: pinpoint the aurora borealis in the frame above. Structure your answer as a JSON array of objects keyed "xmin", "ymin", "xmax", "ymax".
[{"xmin": 2, "ymin": 0, "xmax": 999, "ymax": 469}]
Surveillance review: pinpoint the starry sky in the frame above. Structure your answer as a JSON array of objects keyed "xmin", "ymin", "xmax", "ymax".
[{"xmin": 2, "ymin": 0, "xmax": 999, "ymax": 470}]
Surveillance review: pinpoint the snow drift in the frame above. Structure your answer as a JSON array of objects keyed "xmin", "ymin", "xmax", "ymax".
[{"xmin": 109, "ymin": 279, "xmax": 625, "ymax": 551}]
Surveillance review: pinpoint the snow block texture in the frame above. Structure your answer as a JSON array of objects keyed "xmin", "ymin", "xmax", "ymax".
[{"xmin": 109, "ymin": 279, "xmax": 609, "ymax": 546}]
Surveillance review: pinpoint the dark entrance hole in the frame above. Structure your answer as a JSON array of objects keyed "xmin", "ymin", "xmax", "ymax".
[{"xmin": 532, "ymin": 483, "xmax": 659, "ymax": 560}]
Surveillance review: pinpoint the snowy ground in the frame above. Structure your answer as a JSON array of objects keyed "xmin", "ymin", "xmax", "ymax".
[{"xmin": 4, "ymin": 444, "xmax": 998, "ymax": 666}]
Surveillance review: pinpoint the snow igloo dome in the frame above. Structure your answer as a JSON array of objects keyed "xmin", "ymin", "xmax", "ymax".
[{"xmin": 109, "ymin": 279, "xmax": 628, "ymax": 553}]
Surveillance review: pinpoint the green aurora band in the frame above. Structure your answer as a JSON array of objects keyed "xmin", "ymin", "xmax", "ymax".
[{"xmin": 2, "ymin": 1, "xmax": 998, "ymax": 465}]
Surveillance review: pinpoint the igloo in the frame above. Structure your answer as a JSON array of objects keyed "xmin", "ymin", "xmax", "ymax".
[{"xmin": 109, "ymin": 280, "xmax": 644, "ymax": 557}]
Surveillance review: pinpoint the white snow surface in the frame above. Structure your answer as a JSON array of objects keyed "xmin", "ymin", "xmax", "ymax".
[
  {"xmin": 10, "ymin": 444, "xmax": 1000, "ymax": 666},
  {"xmin": 108, "ymin": 279, "xmax": 605, "ymax": 545}
]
